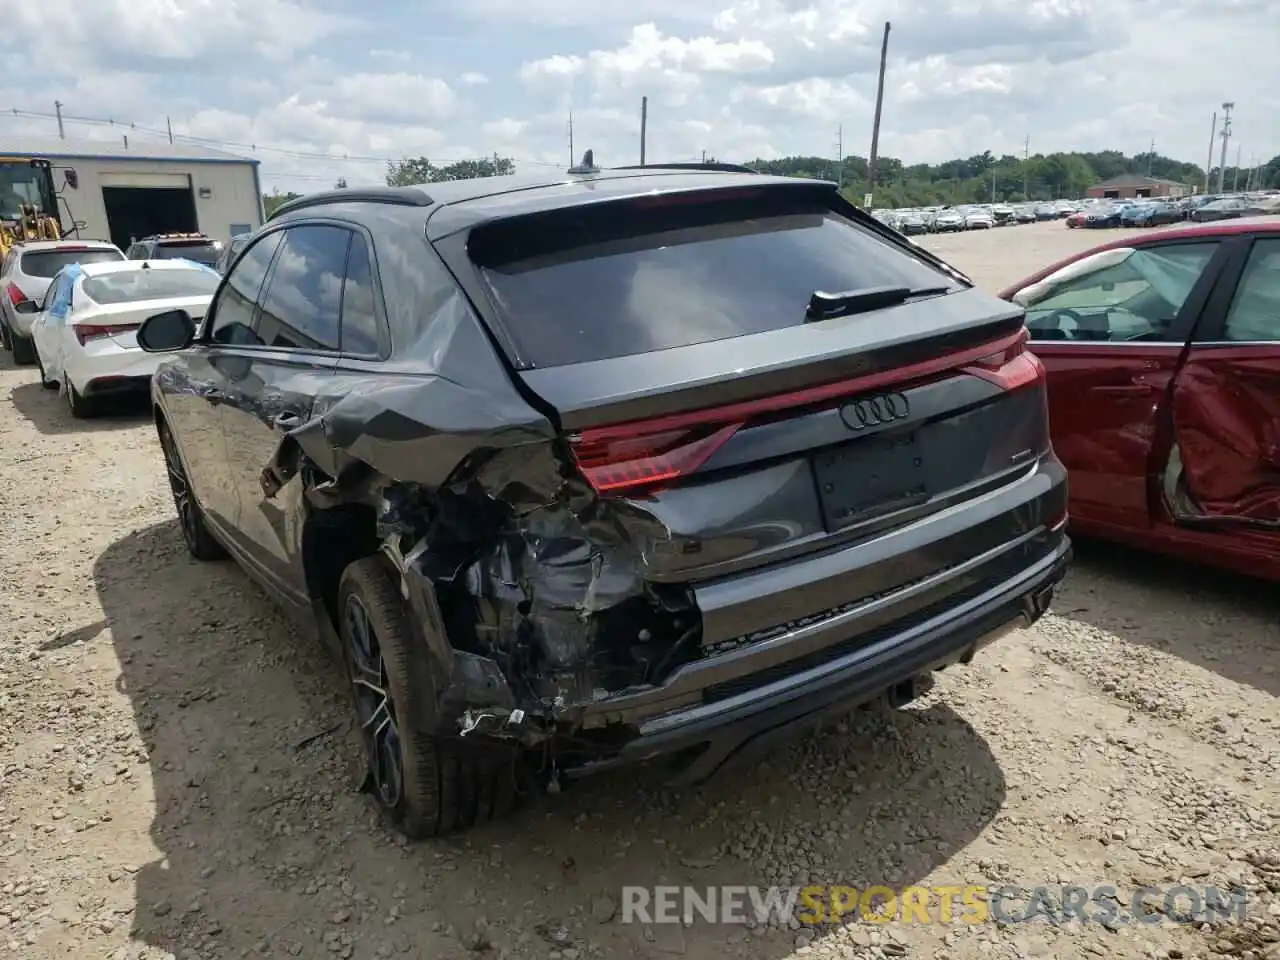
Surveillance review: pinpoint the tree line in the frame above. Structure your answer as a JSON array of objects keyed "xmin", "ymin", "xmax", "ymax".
[{"xmin": 260, "ymin": 150, "xmax": 1280, "ymax": 216}]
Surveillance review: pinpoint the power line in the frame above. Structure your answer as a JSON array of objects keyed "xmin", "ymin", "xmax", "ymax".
[{"xmin": 0, "ymin": 106, "xmax": 565, "ymax": 169}]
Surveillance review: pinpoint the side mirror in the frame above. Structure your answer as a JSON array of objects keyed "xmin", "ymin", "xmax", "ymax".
[
  {"xmin": 13, "ymin": 299, "xmax": 39, "ymax": 315},
  {"xmin": 137, "ymin": 310, "xmax": 195, "ymax": 352},
  {"xmin": 63, "ymin": 169, "xmax": 79, "ymax": 190}
]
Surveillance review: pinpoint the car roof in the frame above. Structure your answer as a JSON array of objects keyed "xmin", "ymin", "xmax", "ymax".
[
  {"xmin": 269, "ymin": 167, "xmax": 832, "ymax": 240},
  {"xmin": 998, "ymin": 215, "xmax": 1280, "ymax": 299},
  {"xmin": 78, "ymin": 259, "xmax": 214, "ymax": 278}
]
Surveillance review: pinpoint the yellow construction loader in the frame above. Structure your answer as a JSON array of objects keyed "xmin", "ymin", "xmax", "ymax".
[{"xmin": 0, "ymin": 157, "xmax": 71, "ymax": 258}]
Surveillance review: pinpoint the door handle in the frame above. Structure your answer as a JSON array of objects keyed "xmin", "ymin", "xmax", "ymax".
[{"xmin": 273, "ymin": 411, "xmax": 303, "ymax": 430}]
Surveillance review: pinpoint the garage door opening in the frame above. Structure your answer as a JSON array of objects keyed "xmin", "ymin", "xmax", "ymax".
[{"xmin": 102, "ymin": 185, "xmax": 198, "ymax": 251}]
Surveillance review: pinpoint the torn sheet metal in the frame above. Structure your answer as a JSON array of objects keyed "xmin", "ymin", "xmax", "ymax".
[
  {"xmin": 1168, "ymin": 356, "xmax": 1280, "ymax": 523},
  {"xmin": 252, "ymin": 288, "xmax": 691, "ymax": 737}
]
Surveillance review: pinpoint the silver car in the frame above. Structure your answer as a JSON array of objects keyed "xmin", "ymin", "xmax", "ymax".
[{"xmin": 1, "ymin": 239, "xmax": 125, "ymax": 363}]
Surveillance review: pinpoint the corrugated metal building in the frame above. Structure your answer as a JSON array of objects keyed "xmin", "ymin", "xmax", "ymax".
[
  {"xmin": 1085, "ymin": 174, "xmax": 1191, "ymax": 200},
  {"xmin": 0, "ymin": 135, "xmax": 263, "ymax": 250}
]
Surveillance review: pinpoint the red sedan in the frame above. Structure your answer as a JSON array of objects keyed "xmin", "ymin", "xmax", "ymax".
[{"xmin": 999, "ymin": 215, "xmax": 1280, "ymax": 581}]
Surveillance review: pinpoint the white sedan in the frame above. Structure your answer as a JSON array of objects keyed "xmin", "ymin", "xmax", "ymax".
[{"xmin": 28, "ymin": 259, "xmax": 220, "ymax": 417}]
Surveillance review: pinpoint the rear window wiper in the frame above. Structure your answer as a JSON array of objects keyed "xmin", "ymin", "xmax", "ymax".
[{"xmin": 806, "ymin": 284, "xmax": 952, "ymax": 322}]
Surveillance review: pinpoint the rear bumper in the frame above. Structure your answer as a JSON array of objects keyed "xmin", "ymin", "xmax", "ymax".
[
  {"xmin": 65, "ymin": 346, "xmax": 159, "ymax": 396},
  {"xmin": 569, "ymin": 536, "xmax": 1069, "ymax": 785}
]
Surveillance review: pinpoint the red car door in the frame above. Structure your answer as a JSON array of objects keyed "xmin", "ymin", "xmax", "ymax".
[
  {"xmin": 1012, "ymin": 238, "xmax": 1229, "ymax": 533},
  {"xmin": 1164, "ymin": 234, "xmax": 1280, "ymax": 525}
]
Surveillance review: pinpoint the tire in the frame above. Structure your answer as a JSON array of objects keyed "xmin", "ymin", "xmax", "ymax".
[
  {"xmin": 0, "ymin": 319, "xmax": 11, "ymax": 352},
  {"xmin": 157, "ymin": 420, "xmax": 228, "ymax": 560},
  {"xmin": 34, "ymin": 348, "xmax": 57, "ymax": 389},
  {"xmin": 10, "ymin": 333, "xmax": 35, "ymax": 365},
  {"xmin": 64, "ymin": 376, "xmax": 94, "ymax": 418},
  {"xmin": 337, "ymin": 555, "xmax": 522, "ymax": 838}
]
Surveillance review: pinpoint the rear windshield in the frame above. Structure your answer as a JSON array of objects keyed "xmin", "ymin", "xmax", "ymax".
[
  {"xmin": 82, "ymin": 268, "xmax": 221, "ymax": 305},
  {"xmin": 469, "ymin": 190, "xmax": 953, "ymax": 367},
  {"xmin": 154, "ymin": 242, "xmax": 220, "ymax": 265},
  {"xmin": 20, "ymin": 248, "xmax": 123, "ymax": 278}
]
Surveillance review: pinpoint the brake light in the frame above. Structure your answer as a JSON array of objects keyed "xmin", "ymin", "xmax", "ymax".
[
  {"xmin": 630, "ymin": 188, "xmax": 764, "ymax": 208},
  {"xmin": 961, "ymin": 327, "xmax": 1044, "ymax": 390},
  {"xmin": 570, "ymin": 326, "xmax": 1035, "ymax": 495},
  {"xmin": 1048, "ymin": 505, "xmax": 1069, "ymax": 532},
  {"xmin": 74, "ymin": 323, "xmax": 138, "ymax": 346},
  {"xmin": 570, "ymin": 423, "xmax": 743, "ymax": 494},
  {"xmin": 6, "ymin": 282, "xmax": 25, "ymax": 306}
]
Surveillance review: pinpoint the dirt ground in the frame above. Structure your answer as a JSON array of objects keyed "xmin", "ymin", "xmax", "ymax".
[{"xmin": 1, "ymin": 220, "xmax": 1277, "ymax": 960}]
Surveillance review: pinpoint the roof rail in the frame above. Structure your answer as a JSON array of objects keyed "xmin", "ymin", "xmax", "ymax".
[
  {"xmin": 268, "ymin": 186, "xmax": 434, "ymax": 221},
  {"xmin": 611, "ymin": 162, "xmax": 760, "ymax": 175}
]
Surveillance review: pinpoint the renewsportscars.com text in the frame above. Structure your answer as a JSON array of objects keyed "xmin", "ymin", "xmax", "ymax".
[{"xmin": 621, "ymin": 884, "xmax": 1249, "ymax": 927}]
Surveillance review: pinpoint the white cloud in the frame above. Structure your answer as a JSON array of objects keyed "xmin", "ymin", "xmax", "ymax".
[{"xmin": 0, "ymin": 0, "xmax": 1273, "ymax": 195}]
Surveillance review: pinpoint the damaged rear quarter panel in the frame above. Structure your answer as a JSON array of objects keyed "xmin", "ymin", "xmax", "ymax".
[{"xmin": 254, "ymin": 218, "xmax": 696, "ymax": 743}]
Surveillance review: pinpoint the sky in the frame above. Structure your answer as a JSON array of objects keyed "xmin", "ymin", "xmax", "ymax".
[{"xmin": 0, "ymin": 0, "xmax": 1276, "ymax": 194}]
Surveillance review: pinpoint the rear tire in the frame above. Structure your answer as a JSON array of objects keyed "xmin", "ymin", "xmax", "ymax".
[
  {"xmin": 64, "ymin": 376, "xmax": 94, "ymax": 418},
  {"xmin": 337, "ymin": 555, "xmax": 522, "ymax": 838},
  {"xmin": 157, "ymin": 420, "xmax": 227, "ymax": 561},
  {"xmin": 10, "ymin": 334, "xmax": 35, "ymax": 365}
]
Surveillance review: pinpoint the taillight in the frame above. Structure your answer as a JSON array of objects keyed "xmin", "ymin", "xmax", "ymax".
[
  {"xmin": 1048, "ymin": 504, "xmax": 1069, "ymax": 532},
  {"xmin": 570, "ymin": 422, "xmax": 743, "ymax": 494},
  {"xmin": 962, "ymin": 327, "xmax": 1044, "ymax": 390},
  {"xmin": 6, "ymin": 282, "xmax": 25, "ymax": 306},
  {"xmin": 74, "ymin": 323, "xmax": 138, "ymax": 346}
]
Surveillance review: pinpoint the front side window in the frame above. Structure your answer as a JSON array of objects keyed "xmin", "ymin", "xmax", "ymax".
[
  {"xmin": 253, "ymin": 225, "xmax": 348, "ymax": 352},
  {"xmin": 1222, "ymin": 239, "xmax": 1280, "ymax": 342},
  {"xmin": 1017, "ymin": 242, "xmax": 1218, "ymax": 342},
  {"xmin": 209, "ymin": 231, "xmax": 282, "ymax": 346}
]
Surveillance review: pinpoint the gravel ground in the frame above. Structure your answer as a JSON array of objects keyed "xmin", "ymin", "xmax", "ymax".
[{"xmin": 0, "ymin": 220, "xmax": 1277, "ymax": 960}]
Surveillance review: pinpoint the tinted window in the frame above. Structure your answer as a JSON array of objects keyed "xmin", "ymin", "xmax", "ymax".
[
  {"xmin": 1018, "ymin": 243, "xmax": 1217, "ymax": 342},
  {"xmin": 254, "ymin": 225, "xmax": 348, "ymax": 352},
  {"xmin": 1223, "ymin": 239, "xmax": 1280, "ymax": 342},
  {"xmin": 20, "ymin": 248, "xmax": 123, "ymax": 278},
  {"xmin": 83, "ymin": 268, "xmax": 220, "ymax": 305},
  {"xmin": 210, "ymin": 232, "xmax": 282, "ymax": 346},
  {"xmin": 340, "ymin": 235, "xmax": 380, "ymax": 356},
  {"xmin": 155, "ymin": 242, "xmax": 221, "ymax": 266},
  {"xmin": 469, "ymin": 191, "xmax": 952, "ymax": 367}
]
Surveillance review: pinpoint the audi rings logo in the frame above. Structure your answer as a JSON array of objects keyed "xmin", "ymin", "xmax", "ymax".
[{"xmin": 840, "ymin": 392, "xmax": 911, "ymax": 431}]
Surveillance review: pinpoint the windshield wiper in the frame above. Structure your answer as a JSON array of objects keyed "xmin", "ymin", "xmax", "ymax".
[{"xmin": 806, "ymin": 284, "xmax": 952, "ymax": 322}]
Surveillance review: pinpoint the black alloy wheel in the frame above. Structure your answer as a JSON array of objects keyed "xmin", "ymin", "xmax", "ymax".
[
  {"xmin": 344, "ymin": 593, "xmax": 403, "ymax": 811},
  {"xmin": 158, "ymin": 422, "xmax": 226, "ymax": 560}
]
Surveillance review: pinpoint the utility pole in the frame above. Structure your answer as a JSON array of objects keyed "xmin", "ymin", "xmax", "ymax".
[
  {"xmin": 1022, "ymin": 135, "xmax": 1030, "ymax": 199},
  {"xmin": 1147, "ymin": 138, "xmax": 1155, "ymax": 177},
  {"xmin": 835, "ymin": 124, "xmax": 843, "ymax": 187},
  {"xmin": 1233, "ymin": 144, "xmax": 1241, "ymax": 191},
  {"xmin": 1217, "ymin": 101, "xmax": 1233, "ymax": 194},
  {"xmin": 639, "ymin": 96, "xmax": 648, "ymax": 166},
  {"xmin": 567, "ymin": 111, "xmax": 574, "ymax": 167},
  {"xmin": 991, "ymin": 166, "xmax": 996, "ymax": 203},
  {"xmin": 54, "ymin": 101, "xmax": 65, "ymax": 139},
  {"xmin": 166, "ymin": 116, "xmax": 174, "ymax": 144},
  {"xmin": 866, "ymin": 21, "xmax": 890, "ymax": 206},
  {"xmin": 1204, "ymin": 111, "xmax": 1217, "ymax": 194},
  {"xmin": 701, "ymin": 149, "xmax": 707, "ymax": 163}
]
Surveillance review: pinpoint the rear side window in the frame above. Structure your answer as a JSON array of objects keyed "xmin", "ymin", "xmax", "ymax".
[
  {"xmin": 254, "ymin": 225, "xmax": 348, "ymax": 352},
  {"xmin": 20, "ymin": 249, "xmax": 123, "ymax": 278},
  {"xmin": 468, "ymin": 190, "xmax": 952, "ymax": 368},
  {"xmin": 340, "ymin": 235, "xmax": 380, "ymax": 356}
]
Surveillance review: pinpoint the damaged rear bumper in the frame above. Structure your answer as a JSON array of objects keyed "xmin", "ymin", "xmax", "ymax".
[{"xmin": 564, "ymin": 536, "xmax": 1070, "ymax": 786}]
